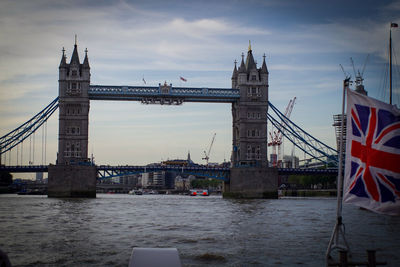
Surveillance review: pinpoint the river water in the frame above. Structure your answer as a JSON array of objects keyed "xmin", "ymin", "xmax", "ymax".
[{"xmin": 0, "ymin": 194, "xmax": 399, "ymax": 266}]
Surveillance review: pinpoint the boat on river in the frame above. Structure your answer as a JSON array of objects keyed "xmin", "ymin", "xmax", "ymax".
[
  {"xmin": 190, "ymin": 189, "xmax": 209, "ymax": 196},
  {"xmin": 128, "ymin": 190, "xmax": 143, "ymax": 195}
]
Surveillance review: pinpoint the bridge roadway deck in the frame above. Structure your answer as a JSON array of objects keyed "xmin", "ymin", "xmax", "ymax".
[
  {"xmin": 88, "ymin": 85, "xmax": 240, "ymax": 103},
  {"xmin": 1, "ymin": 165, "xmax": 338, "ymax": 177}
]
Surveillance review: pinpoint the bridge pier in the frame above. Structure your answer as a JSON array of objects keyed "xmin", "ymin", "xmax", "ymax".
[
  {"xmin": 48, "ymin": 165, "xmax": 97, "ymax": 198},
  {"xmin": 223, "ymin": 167, "xmax": 278, "ymax": 198}
]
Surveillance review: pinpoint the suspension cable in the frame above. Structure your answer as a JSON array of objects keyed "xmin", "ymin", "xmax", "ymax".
[
  {"xmin": 41, "ymin": 122, "xmax": 44, "ymax": 165},
  {"xmin": 0, "ymin": 97, "xmax": 58, "ymax": 156},
  {"xmin": 267, "ymin": 102, "xmax": 338, "ymax": 166},
  {"xmin": 33, "ymin": 131, "xmax": 35, "ymax": 165},
  {"xmin": 29, "ymin": 134, "xmax": 32, "ymax": 165},
  {"xmin": 45, "ymin": 121, "xmax": 47, "ymax": 165},
  {"xmin": 21, "ymin": 141, "xmax": 23, "ymax": 166}
]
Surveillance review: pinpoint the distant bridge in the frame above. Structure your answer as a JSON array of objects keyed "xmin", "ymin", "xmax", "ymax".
[{"xmin": 1, "ymin": 165, "xmax": 338, "ymax": 182}]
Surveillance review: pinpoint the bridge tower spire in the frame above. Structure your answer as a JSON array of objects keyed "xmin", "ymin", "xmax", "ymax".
[{"xmin": 48, "ymin": 40, "xmax": 96, "ymax": 198}]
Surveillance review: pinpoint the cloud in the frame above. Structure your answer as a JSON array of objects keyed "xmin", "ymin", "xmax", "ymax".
[{"xmin": 1, "ymin": 0, "xmax": 399, "ymax": 167}]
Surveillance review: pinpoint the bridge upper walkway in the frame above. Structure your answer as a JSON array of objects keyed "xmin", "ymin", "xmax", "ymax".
[{"xmin": 88, "ymin": 85, "xmax": 240, "ymax": 103}]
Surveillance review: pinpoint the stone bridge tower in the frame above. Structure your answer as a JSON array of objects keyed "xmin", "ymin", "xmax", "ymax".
[
  {"xmin": 57, "ymin": 42, "xmax": 90, "ymax": 164},
  {"xmin": 225, "ymin": 43, "xmax": 278, "ymax": 198},
  {"xmin": 48, "ymin": 41, "xmax": 97, "ymax": 198}
]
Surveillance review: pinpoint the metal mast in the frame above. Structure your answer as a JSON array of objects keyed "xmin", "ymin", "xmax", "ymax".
[
  {"xmin": 390, "ymin": 24, "xmax": 393, "ymax": 105},
  {"xmin": 326, "ymin": 78, "xmax": 351, "ymax": 261},
  {"xmin": 389, "ymin": 22, "xmax": 398, "ymax": 104}
]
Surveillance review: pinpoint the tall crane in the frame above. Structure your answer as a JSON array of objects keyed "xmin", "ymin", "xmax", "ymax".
[
  {"xmin": 202, "ymin": 133, "xmax": 216, "ymax": 165},
  {"xmin": 350, "ymin": 55, "xmax": 369, "ymax": 94},
  {"xmin": 268, "ymin": 97, "xmax": 296, "ymax": 167}
]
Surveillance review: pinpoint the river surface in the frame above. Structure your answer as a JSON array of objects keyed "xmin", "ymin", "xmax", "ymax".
[{"xmin": 0, "ymin": 194, "xmax": 399, "ymax": 266}]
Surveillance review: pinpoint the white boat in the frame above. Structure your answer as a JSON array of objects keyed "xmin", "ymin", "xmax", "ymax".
[{"xmin": 128, "ymin": 190, "xmax": 143, "ymax": 195}]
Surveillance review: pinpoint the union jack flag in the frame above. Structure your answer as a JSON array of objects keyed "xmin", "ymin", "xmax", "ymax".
[{"xmin": 343, "ymin": 88, "xmax": 400, "ymax": 215}]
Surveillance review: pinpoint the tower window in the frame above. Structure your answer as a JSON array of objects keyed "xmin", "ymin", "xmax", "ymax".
[
  {"xmin": 72, "ymin": 70, "xmax": 77, "ymax": 77},
  {"xmin": 251, "ymin": 75, "xmax": 256, "ymax": 81}
]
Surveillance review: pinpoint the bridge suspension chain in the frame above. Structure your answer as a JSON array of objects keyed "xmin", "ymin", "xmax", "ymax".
[
  {"xmin": 267, "ymin": 101, "xmax": 338, "ymax": 166},
  {"xmin": 0, "ymin": 97, "xmax": 59, "ymax": 165}
]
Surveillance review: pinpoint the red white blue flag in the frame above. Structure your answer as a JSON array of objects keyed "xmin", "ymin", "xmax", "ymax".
[
  {"xmin": 343, "ymin": 88, "xmax": 400, "ymax": 215},
  {"xmin": 180, "ymin": 76, "xmax": 187, "ymax": 82}
]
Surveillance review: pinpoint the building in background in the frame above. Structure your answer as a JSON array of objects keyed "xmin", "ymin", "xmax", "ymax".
[
  {"xmin": 282, "ymin": 155, "xmax": 299, "ymax": 168},
  {"xmin": 174, "ymin": 175, "xmax": 196, "ymax": 191},
  {"xmin": 142, "ymin": 171, "xmax": 165, "ymax": 188},
  {"xmin": 36, "ymin": 172, "xmax": 43, "ymax": 183}
]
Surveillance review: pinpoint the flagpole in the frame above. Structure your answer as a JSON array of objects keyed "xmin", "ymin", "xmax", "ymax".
[
  {"xmin": 326, "ymin": 77, "xmax": 351, "ymax": 263},
  {"xmin": 390, "ymin": 24, "xmax": 393, "ymax": 105}
]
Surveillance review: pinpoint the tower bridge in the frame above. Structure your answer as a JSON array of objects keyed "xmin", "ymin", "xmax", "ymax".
[
  {"xmin": 48, "ymin": 40, "xmax": 276, "ymax": 198},
  {"xmin": 1, "ymin": 41, "xmax": 338, "ymax": 198}
]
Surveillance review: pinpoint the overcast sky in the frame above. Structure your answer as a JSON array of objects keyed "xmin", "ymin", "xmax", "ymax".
[{"xmin": 1, "ymin": 0, "xmax": 399, "ymax": 174}]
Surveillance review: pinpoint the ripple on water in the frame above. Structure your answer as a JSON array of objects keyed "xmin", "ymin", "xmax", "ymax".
[{"xmin": 1, "ymin": 195, "xmax": 400, "ymax": 266}]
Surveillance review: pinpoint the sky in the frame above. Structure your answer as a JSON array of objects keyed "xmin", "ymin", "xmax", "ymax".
[{"xmin": 1, "ymin": 0, "xmax": 400, "ymax": 177}]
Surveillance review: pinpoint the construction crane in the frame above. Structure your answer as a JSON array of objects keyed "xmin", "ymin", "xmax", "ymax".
[
  {"xmin": 350, "ymin": 55, "xmax": 369, "ymax": 93},
  {"xmin": 268, "ymin": 97, "xmax": 296, "ymax": 167},
  {"xmin": 202, "ymin": 133, "xmax": 216, "ymax": 165}
]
